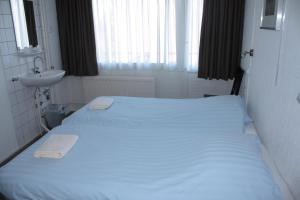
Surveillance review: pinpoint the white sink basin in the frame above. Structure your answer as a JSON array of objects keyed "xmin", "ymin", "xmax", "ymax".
[{"xmin": 19, "ymin": 70, "xmax": 65, "ymax": 87}]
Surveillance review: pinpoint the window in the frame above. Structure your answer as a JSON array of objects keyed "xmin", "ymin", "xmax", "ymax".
[
  {"xmin": 185, "ymin": 0, "xmax": 204, "ymax": 72},
  {"xmin": 92, "ymin": 0, "xmax": 203, "ymax": 71}
]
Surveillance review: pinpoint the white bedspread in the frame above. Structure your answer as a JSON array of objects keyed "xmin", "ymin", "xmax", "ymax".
[{"xmin": 0, "ymin": 96, "xmax": 282, "ymax": 200}]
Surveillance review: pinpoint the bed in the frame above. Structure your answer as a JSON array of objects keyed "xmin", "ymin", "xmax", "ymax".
[{"xmin": 0, "ymin": 96, "xmax": 282, "ymax": 200}]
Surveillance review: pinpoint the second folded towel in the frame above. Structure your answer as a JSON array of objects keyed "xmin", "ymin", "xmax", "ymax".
[{"xmin": 89, "ymin": 97, "xmax": 114, "ymax": 110}]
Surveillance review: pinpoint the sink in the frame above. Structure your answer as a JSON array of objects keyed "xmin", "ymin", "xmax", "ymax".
[{"xmin": 19, "ymin": 70, "xmax": 65, "ymax": 87}]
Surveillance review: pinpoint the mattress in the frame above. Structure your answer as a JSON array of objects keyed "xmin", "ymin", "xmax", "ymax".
[
  {"xmin": 0, "ymin": 96, "xmax": 282, "ymax": 200},
  {"xmin": 63, "ymin": 96, "xmax": 247, "ymax": 131}
]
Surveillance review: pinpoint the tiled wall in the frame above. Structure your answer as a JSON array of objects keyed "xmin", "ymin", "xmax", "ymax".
[{"xmin": 0, "ymin": 0, "xmax": 46, "ymax": 147}]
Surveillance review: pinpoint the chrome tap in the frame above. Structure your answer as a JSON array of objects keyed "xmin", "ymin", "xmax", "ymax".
[{"xmin": 32, "ymin": 56, "xmax": 43, "ymax": 74}]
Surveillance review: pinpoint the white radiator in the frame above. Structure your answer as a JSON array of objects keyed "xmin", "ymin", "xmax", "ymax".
[
  {"xmin": 82, "ymin": 76, "xmax": 155, "ymax": 102},
  {"xmin": 188, "ymin": 75, "xmax": 233, "ymax": 98}
]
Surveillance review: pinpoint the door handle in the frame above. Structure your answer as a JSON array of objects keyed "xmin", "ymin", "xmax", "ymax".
[{"xmin": 242, "ymin": 49, "xmax": 254, "ymax": 58}]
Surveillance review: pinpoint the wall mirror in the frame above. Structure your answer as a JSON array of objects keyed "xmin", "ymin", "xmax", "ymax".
[{"xmin": 10, "ymin": 0, "xmax": 38, "ymax": 50}]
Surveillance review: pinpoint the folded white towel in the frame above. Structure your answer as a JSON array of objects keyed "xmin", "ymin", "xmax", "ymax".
[
  {"xmin": 34, "ymin": 134, "xmax": 78, "ymax": 159},
  {"xmin": 89, "ymin": 97, "xmax": 114, "ymax": 110}
]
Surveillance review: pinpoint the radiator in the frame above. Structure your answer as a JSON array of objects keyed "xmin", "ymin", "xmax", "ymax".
[
  {"xmin": 188, "ymin": 75, "xmax": 233, "ymax": 98},
  {"xmin": 82, "ymin": 76, "xmax": 156, "ymax": 102}
]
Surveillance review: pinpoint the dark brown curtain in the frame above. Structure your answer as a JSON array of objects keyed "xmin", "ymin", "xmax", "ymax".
[
  {"xmin": 56, "ymin": 0, "xmax": 98, "ymax": 76},
  {"xmin": 23, "ymin": 0, "xmax": 38, "ymax": 47},
  {"xmin": 198, "ymin": 0, "xmax": 245, "ymax": 80}
]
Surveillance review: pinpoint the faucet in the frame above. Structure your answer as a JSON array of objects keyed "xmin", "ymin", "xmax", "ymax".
[{"xmin": 32, "ymin": 56, "xmax": 43, "ymax": 74}]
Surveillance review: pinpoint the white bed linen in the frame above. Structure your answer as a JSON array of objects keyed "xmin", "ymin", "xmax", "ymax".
[{"xmin": 0, "ymin": 96, "xmax": 282, "ymax": 200}]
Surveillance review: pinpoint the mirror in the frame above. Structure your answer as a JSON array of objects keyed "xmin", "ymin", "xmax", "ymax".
[{"xmin": 10, "ymin": 0, "xmax": 38, "ymax": 50}]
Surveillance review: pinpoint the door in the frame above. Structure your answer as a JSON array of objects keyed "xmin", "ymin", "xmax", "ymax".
[
  {"xmin": 0, "ymin": 57, "xmax": 18, "ymax": 162},
  {"xmin": 240, "ymin": 0, "xmax": 258, "ymax": 99},
  {"xmin": 241, "ymin": 0, "xmax": 257, "ymax": 72}
]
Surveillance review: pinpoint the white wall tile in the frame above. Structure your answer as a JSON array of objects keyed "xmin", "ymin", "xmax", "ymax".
[
  {"xmin": 8, "ymin": 92, "xmax": 18, "ymax": 105},
  {"xmin": 4, "ymin": 67, "xmax": 13, "ymax": 81},
  {"xmin": 15, "ymin": 128, "xmax": 25, "ymax": 147},
  {"xmin": 0, "ymin": 42, "xmax": 8, "ymax": 55},
  {"xmin": 15, "ymin": 89, "xmax": 25, "ymax": 102},
  {"xmin": 14, "ymin": 78, "xmax": 23, "ymax": 91},
  {"xmin": 27, "ymin": 109, "xmax": 36, "ymax": 121},
  {"xmin": 4, "ymin": 28, "xmax": 15, "ymax": 41},
  {"xmin": 7, "ymin": 41, "xmax": 16, "ymax": 54},
  {"xmin": 0, "ymin": 30, "xmax": 6, "ymax": 42},
  {"xmin": 3, "ymin": 14, "xmax": 13, "ymax": 28},
  {"xmin": 13, "ymin": 113, "xmax": 23, "ymax": 128},
  {"xmin": 0, "ymin": 0, "xmax": 45, "ymax": 147},
  {"xmin": 22, "ymin": 123, "xmax": 33, "ymax": 145},
  {"xmin": 2, "ymin": 55, "xmax": 13, "ymax": 67},
  {"xmin": 0, "ymin": 15, "xmax": 4, "ymax": 28},
  {"xmin": 0, "ymin": 1, "xmax": 11, "ymax": 15},
  {"xmin": 35, "ymin": 15, "xmax": 41, "ymax": 28},
  {"xmin": 5, "ymin": 79, "xmax": 14, "ymax": 92}
]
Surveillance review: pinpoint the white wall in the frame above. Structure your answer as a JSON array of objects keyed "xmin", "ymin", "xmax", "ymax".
[
  {"xmin": 245, "ymin": 0, "xmax": 300, "ymax": 198},
  {"xmin": 0, "ymin": 0, "xmax": 44, "ymax": 149},
  {"xmin": 0, "ymin": 47, "xmax": 18, "ymax": 162},
  {"xmin": 52, "ymin": 71, "xmax": 233, "ymax": 108}
]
